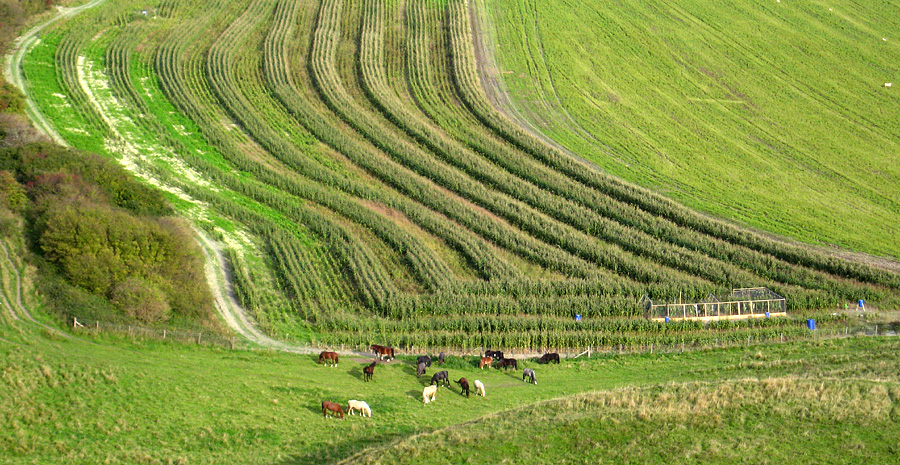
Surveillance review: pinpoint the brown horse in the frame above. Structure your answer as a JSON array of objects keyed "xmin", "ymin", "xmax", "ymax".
[
  {"xmin": 455, "ymin": 378, "xmax": 470, "ymax": 398},
  {"xmin": 363, "ymin": 361, "xmax": 376, "ymax": 382},
  {"xmin": 322, "ymin": 401, "xmax": 344, "ymax": 419},
  {"xmin": 479, "ymin": 356, "xmax": 493, "ymax": 369},
  {"xmin": 370, "ymin": 344, "xmax": 395, "ymax": 361},
  {"xmin": 318, "ymin": 351, "xmax": 339, "ymax": 367}
]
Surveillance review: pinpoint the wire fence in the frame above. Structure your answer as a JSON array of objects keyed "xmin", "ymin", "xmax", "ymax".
[
  {"xmin": 72, "ymin": 317, "xmax": 248, "ymax": 350},
  {"xmin": 70, "ymin": 317, "xmax": 895, "ymax": 359}
]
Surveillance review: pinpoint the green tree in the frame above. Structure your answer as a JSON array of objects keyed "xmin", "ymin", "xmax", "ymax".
[{"xmin": 0, "ymin": 170, "xmax": 26, "ymax": 212}]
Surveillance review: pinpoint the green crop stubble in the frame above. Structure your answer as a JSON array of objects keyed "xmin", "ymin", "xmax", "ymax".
[
  {"xmin": 406, "ymin": 0, "xmax": 877, "ymax": 304},
  {"xmin": 17, "ymin": 0, "xmax": 900, "ymax": 350}
]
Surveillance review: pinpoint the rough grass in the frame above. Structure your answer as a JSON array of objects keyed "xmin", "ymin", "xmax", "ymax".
[
  {"xmin": 477, "ymin": 0, "xmax": 900, "ymax": 259},
  {"xmin": 2, "ymin": 324, "xmax": 900, "ymax": 464},
  {"xmin": 348, "ymin": 378, "xmax": 900, "ymax": 464}
]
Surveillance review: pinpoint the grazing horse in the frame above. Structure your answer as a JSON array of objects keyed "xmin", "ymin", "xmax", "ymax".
[
  {"xmin": 318, "ymin": 351, "xmax": 339, "ymax": 367},
  {"xmin": 417, "ymin": 355, "xmax": 432, "ymax": 367},
  {"xmin": 474, "ymin": 379, "xmax": 486, "ymax": 397},
  {"xmin": 523, "ymin": 368, "xmax": 537, "ymax": 384},
  {"xmin": 417, "ymin": 362, "xmax": 427, "ymax": 378},
  {"xmin": 322, "ymin": 401, "xmax": 344, "ymax": 419},
  {"xmin": 363, "ymin": 361, "xmax": 376, "ymax": 382},
  {"xmin": 455, "ymin": 378, "xmax": 470, "ymax": 398},
  {"xmin": 347, "ymin": 400, "xmax": 371, "ymax": 417},
  {"xmin": 430, "ymin": 370, "xmax": 450, "ymax": 387},
  {"xmin": 479, "ymin": 356, "xmax": 493, "ymax": 369},
  {"xmin": 496, "ymin": 358, "xmax": 517, "ymax": 370},
  {"xmin": 485, "ymin": 350, "xmax": 504, "ymax": 360},
  {"xmin": 438, "ymin": 352, "xmax": 446, "ymax": 365},
  {"xmin": 423, "ymin": 384, "xmax": 438, "ymax": 404},
  {"xmin": 370, "ymin": 344, "xmax": 395, "ymax": 361},
  {"xmin": 538, "ymin": 353, "xmax": 560, "ymax": 364}
]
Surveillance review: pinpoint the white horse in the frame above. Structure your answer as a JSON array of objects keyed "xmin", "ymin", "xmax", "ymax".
[
  {"xmin": 423, "ymin": 384, "xmax": 438, "ymax": 404},
  {"xmin": 474, "ymin": 379, "xmax": 485, "ymax": 397},
  {"xmin": 347, "ymin": 400, "xmax": 371, "ymax": 417}
]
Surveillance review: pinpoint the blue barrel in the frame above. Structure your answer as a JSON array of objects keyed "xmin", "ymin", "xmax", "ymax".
[
  {"xmin": 765, "ymin": 311, "xmax": 770, "ymax": 318},
  {"xmin": 807, "ymin": 319, "xmax": 816, "ymax": 330},
  {"xmin": 858, "ymin": 299, "xmax": 865, "ymax": 308},
  {"xmin": 664, "ymin": 316, "xmax": 670, "ymax": 323},
  {"xmin": 575, "ymin": 314, "xmax": 581, "ymax": 322}
]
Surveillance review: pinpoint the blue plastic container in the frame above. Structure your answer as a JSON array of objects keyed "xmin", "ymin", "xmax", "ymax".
[
  {"xmin": 575, "ymin": 314, "xmax": 581, "ymax": 322},
  {"xmin": 807, "ymin": 319, "xmax": 816, "ymax": 330},
  {"xmin": 664, "ymin": 316, "xmax": 670, "ymax": 323},
  {"xmin": 765, "ymin": 311, "xmax": 770, "ymax": 318}
]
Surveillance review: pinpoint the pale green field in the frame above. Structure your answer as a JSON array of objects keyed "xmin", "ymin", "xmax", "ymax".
[{"xmin": 478, "ymin": 0, "xmax": 900, "ymax": 258}]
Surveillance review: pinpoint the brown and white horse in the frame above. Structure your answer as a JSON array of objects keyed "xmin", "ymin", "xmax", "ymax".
[
  {"xmin": 479, "ymin": 356, "xmax": 493, "ymax": 369},
  {"xmin": 318, "ymin": 351, "xmax": 339, "ymax": 367},
  {"xmin": 370, "ymin": 344, "xmax": 395, "ymax": 361}
]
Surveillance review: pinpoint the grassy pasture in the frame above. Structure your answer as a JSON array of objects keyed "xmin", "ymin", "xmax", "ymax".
[
  {"xmin": 2, "ymin": 324, "xmax": 900, "ymax": 464},
  {"xmin": 478, "ymin": 0, "xmax": 900, "ymax": 258}
]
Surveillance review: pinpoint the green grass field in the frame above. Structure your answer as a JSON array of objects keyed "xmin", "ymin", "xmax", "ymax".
[
  {"xmin": 4, "ymin": 0, "xmax": 900, "ymax": 463},
  {"xmin": 477, "ymin": 0, "xmax": 900, "ymax": 259},
  {"xmin": 3, "ymin": 323, "xmax": 899, "ymax": 464}
]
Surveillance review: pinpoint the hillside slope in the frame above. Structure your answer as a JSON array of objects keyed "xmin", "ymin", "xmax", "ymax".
[
  {"xmin": 475, "ymin": 0, "xmax": 900, "ymax": 259},
  {"xmin": 9, "ymin": 0, "xmax": 900, "ymax": 349}
]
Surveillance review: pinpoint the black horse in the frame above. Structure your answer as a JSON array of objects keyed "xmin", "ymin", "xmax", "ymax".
[
  {"xmin": 438, "ymin": 352, "xmax": 446, "ymax": 365},
  {"xmin": 485, "ymin": 350, "xmax": 504, "ymax": 360},
  {"xmin": 417, "ymin": 362, "xmax": 427, "ymax": 378},
  {"xmin": 417, "ymin": 355, "xmax": 432, "ymax": 367},
  {"xmin": 538, "ymin": 353, "xmax": 560, "ymax": 364},
  {"xmin": 430, "ymin": 370, "xmax": 450, "ymax": 387},
  {"xmin": 363, "ymin": 361, "xmax": 376, "ymax": 382}
]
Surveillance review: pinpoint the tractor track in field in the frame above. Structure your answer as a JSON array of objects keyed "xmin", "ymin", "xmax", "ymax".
[{"xmin": 4, "ymin": 0, "xmax": 111, "ymax": 146}]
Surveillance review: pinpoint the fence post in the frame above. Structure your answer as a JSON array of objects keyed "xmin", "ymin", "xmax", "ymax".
[
  {"xmin": 198, "ymin": 332, "xmax": 202, "ymax": 344},
  {"xmin": 163, "ymin": 329, "xmax": 167, "ymax": 339},
  {"xmin": 230, "ymin": 336, "xmax": 235, "ymax": 350}
]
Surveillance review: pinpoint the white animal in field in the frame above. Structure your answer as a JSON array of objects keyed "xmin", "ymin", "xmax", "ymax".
[
  {"xmin": 885, "ymin": 83, "xmax": 893, "ymax": 87},
  {"xmin": 347, "ymin": 400, "xmax": 371, "ymax": 417},
  {"xmin": 423, "ymin": 385, "xmax": 438, "ymax": 404},
  {"xmin": 474, "ymin": 379, "xmax": 486, "ymax": 397}
]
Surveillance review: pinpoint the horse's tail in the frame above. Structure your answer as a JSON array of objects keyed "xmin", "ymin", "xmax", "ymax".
[
  {"xmin": 390, "ymin": 348, "xmax": 395, "ymax": 358},
  {"xmin": 335, "ymin": 354, "xmax": 339, "ymax": 363}
]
